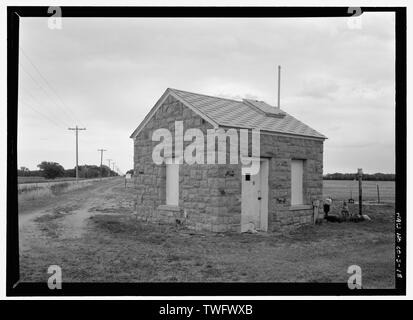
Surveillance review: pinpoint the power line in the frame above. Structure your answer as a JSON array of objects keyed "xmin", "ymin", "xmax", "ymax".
[
  {"xmin": 19, "ymin": 85, "xmax": 72, "ymax": 127},
  {"xmin": 19, "ymin": 62, "xmax": 77, "ymax": 124},
  {"xmin": 20, "ymin": 101, "xmax": 63, "ymax": 129},
  {"xmin": 19, "ymin": 47, "xmax": 86, "ymax": 127},
  {"xmin": 19, "ymin": 65, "xmax": 75, "ymax": 126},
  {"xmin": 19, "ymin": 47, "xmax": 81, "ymax": 123}
]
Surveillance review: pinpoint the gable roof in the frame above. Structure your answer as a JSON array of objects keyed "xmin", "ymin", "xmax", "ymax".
[
  {"xmin": 130, "ymin": 88, "xmax": 327, "ymax": 140},
  {"xmin": 242, "ymin": 99, "xmax": 285, "ymax": 118}
]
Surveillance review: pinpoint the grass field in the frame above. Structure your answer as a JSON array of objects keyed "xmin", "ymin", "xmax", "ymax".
[
  {"xmin": 19, "ymin": 178, "xmax": 396, "ymax": 287},
  {"xmin": 18, "ymin": 176, "xmax": 82, "ymax": 184},
  {"xmin": 323, "ymin": 180, "xmax": 395, "ymax": 202},
  {"xmin": 18, "ymin": 177, "xmax": 113, "ymax": 202}
]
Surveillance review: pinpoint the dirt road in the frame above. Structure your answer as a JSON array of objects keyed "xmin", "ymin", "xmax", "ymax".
[
  {"xmin": 19, "ymin": 177, "xmax": 136, "ymax": 256},
  {"xmin": 18, "ymin": 178, "xmax": 395, "ymax": 287}
]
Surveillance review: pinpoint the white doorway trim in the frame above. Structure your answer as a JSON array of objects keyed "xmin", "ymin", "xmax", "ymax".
[
  {"xmin": 259, "ymin": 159, "xmax": 269, "ymax": 231},
  {"xmin": 241, "ymin": 158, "xmax": 269, "ymax": 232}
]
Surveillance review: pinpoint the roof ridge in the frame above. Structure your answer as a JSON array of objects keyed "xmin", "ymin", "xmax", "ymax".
[
  {"xmin": 169, "ymin": 88, "xmax": 285, "ymax": 112},
  {"xmin": 243, "ymin": 97, "xmax": 272, "ymax": 104},
  {"xmin": 168, "ymin": 87, "xmax": 247, "ymax": 104}
]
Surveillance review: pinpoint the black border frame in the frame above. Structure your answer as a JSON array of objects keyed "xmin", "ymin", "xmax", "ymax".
[{"xmin": 7, "ymin": 6, "xmax": 406, "ymax": 296}]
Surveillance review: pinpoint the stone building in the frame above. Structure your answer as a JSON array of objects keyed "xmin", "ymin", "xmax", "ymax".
[{"xmin": 130, "ymin": 88, "xmax": 326, "ymax": 232}]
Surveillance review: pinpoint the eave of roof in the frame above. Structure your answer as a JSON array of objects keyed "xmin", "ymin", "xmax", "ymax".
[{"xmin": 130, "ymin": 88, "xmax": 327, "ymax": 140}]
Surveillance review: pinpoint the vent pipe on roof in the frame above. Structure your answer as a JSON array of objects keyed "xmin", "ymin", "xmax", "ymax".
[{"xmin": 277, "ymin": 65, "xmax": 281, "ymax": 108}]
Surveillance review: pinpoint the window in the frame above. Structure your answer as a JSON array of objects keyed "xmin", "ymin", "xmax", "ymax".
[
  {"xmin": 291, "ymin": 159, "xmax": 304, "ymax": 205},
  {"xmin": 166, "ymin": 162, "xmax": 179, "ymax": 206}
]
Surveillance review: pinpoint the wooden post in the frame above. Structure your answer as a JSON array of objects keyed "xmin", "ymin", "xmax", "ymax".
[
  {"xmin": 377, "ymin": 184, "xmax": 380, "ymax": 203},
  {"xmin": 68, "ymin": 126, "xmax": 86, "ymax": 182},
  {"xmin": 75, "ymin": 127, "xmax": 78, "ymax": 181},
  {"xmin": 358, "ymin": 168, "xmax": 363, "ymax": 216},
  {"xmin": 312, "ymin": 200, "xmax": 320, "ymax": 224},
  {"xmin": 277, "ymin": 65, "xmax": 281, "ymax": 108},
  {"xmin": 98, "ymin": 149, "xmax": 106, "ymax": 180}
]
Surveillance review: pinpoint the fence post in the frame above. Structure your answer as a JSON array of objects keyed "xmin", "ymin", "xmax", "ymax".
[
  {"xmin": 377, "ymin": 184, "xmax": 380, "ymax": 203},
  {"xmin": 357, "ymin": 168, "xmax": 363, "ymax": 216}
]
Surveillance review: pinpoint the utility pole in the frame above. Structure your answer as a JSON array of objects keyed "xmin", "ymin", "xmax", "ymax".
[
  {"xmin": 277, "ymin": 65, "xmax": 281, "ymax": 108},
  {"xmin": 112, "ymin": 162, "xmax": 115, "ymax": 175},
  {"xmin": 68, "ymin": 125, "xmax": 86, "ymax": 182},
  {"xmin": 98, "ymin": 149, "xmax": 107, "ymax": 179}
]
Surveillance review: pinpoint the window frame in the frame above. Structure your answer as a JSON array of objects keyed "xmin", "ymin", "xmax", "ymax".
[
  {"xmin": 291, "ymin": 159, "xmax": 305, "ymax": 206},
  {"xmin": 165, "ymin": 158, "xmax": 180, "ymax": 207}
]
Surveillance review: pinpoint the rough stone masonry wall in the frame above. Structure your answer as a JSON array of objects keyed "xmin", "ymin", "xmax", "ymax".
[
  {"xmin": 216, "ymin": 131, "xmax": 324, "ymax": 232},
  {"xmin": 133, "ymin": 95, "xmax": 231, "ymax": 231},
  {"xmin": 262, "ymin": 134, "xmax": 323, "ymax": 231},
  {"xmin": 134, "ymin": 95, "xmax": 324, "ymax": 232}
]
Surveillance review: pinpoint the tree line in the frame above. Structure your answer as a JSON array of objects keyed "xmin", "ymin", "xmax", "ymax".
[
  {"xmin": 18, "ymin": 162, "xmax": 119, "ymax": 179},
  {"xmin": 19, "ymin": 163, "xmax": 395, "ymax": 181},
  {"xmin": 323, "ymin": 172, "xmax": 395, "ymax": 181}
]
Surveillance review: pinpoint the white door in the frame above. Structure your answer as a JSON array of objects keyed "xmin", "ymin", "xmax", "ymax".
[{"xmin": 241, "ymin": 159, "xmax": 269, "ymax": 232}]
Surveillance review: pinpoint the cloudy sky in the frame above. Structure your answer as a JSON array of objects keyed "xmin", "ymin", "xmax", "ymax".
[{"xmin": 18, "ymin": 13, "xmax": 395, "ymax": 174}]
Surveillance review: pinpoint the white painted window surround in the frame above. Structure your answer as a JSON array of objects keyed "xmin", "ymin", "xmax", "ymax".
[
  {"xmin": 166, "ymin": 162, "xmax": 179, "ymax": 206},
  {"xmin": 291, "ymin": 159, "xmax": 304, "ymax": 206}
]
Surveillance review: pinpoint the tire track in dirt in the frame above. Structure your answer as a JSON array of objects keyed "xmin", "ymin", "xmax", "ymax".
[{"xmin": 19, "ymin": 177, "xmax": 135, "ymax": 251}]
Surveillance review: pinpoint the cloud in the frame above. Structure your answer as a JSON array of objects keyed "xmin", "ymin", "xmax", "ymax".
[
  {"xmin": 298, "ymin": 75, "xmax": 340, "ymax": 100},
  {"xmin": 18, "ymin": 14, "xmax": 395, "ymax": 173}
]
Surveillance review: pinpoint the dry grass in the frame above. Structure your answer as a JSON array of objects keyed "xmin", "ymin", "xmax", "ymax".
[
  {"xmin": 18, "ymin": 176, "xmax": 83, "ymax": 184},
  {"xmin": 20, "ymin": 202, "xmax": 395, "ymax": 287},
  {"xmin": 323, "ymin": 180, "xmax": 395, "ymax": 202}
]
